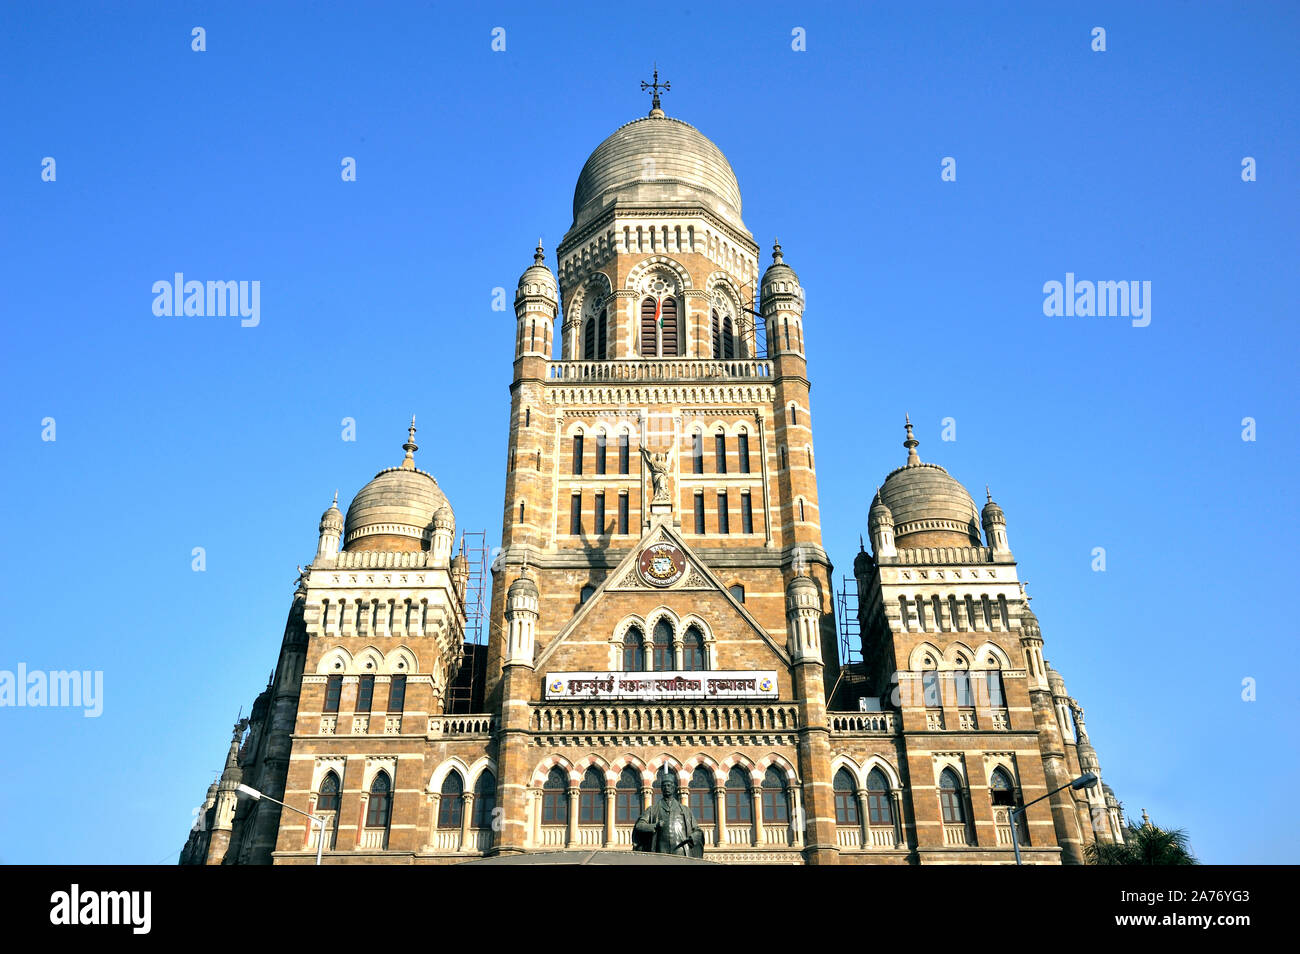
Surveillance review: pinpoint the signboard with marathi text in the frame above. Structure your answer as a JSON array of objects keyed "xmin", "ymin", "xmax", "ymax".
[{"xmin": 544, "ymin": 671, "xmax": 778, "ymax": 701}]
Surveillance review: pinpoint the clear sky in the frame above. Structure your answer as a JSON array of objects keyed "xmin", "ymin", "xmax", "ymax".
[{"xmin": 1, "ymin": 2, "xmax": 1295, "ymax": 865}]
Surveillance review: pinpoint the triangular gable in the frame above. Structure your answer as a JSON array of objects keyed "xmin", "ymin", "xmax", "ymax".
[{"xmin": 533, "ymin": 516, "xmax": 791, "ymax": 670}]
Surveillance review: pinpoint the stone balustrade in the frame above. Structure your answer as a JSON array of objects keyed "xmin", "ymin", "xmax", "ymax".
[{"xmin": 548, "ymin": 358, "xmax": 772, "ymax": 382}]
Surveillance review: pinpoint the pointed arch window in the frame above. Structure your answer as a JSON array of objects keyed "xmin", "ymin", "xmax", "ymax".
[
  {"xmin": 954, "ymin": 667, "xmax": 973, "ymax": 707},
  {"xmin": 365, "ymin": 772, "xmax": 392, "ymax": 829},
  {"xmin": 622, "ymin": 626, "xmax": 645, "ymax": 671},
  {"xmin": 652, "ymin": 619, "xmax": 674, "ymax": 671},
  {"xmin": 578, "ymin": 767, "xmax": 605, "ymax": 825},
  {"xmin": 615, "ymin": 768, "xmax": 641, "ymax": 824},
  {"xmin": 598, "ymin": 307, "xmax": 607, "ymax": 358},
  {"xmin": 938, "ymin": 768, "xmax": 965, "ymax": 824},
  {"xmin": 866, "ymin": 768, "xmax": 893, "ymax": 826},
  {"xmin": 437, "ymin": 772, "xmax": 464, "ymax": 829},
  {"xmin": 711, "ymin": 310, "xmax": 722, "ymax": 358},
  {"xmin": 833, "ymin": 768, "xmax": 859, "ymax": 824},
  {"xmin": 583, "ymin": 315, "xmax": 596, "ymax": 360},
  {"xmin": 725, "ymin": 767, "xmax": 752, "ymax": 825},
  {"xmin": 316, "ymin": 771, "xmax": 340, "ymax": 813},
  {"xmin": 682, "ymin": 625, "xmax": 706, "ymax": 671},
  {"xmin": 761, "ymin": 767, "xmax": 789, "ymax": 823},
  {"xmin": 541, "ymin": 767, "xmax": 568, "ymax": 826},
  {"xmin": 689, "ymin": 767, "xmax": 715, "ymax": 824},
  {"xmin": 722, "ymin": 315, "xmax": 736, "ymax": 359},
  {"xmin": 472, "ymin": 771, "xmax": 496, "ymax": 829}
]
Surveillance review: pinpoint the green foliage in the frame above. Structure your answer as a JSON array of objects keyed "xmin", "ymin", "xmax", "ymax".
[{"xmin": 1085, "ymin": 816, "xmax": 1198, "ymax": 865}]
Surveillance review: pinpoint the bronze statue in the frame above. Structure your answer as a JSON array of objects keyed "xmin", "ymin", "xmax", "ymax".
[{"xmin": 633, "ymin": 771, "xmax": 704, "ymax": 857}]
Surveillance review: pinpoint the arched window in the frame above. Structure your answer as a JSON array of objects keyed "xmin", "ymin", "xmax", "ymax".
[
  {"xmin": 615, "ymin": 768, "xmax": 640, "ymax": 825},
  {"xmin": 725, "ymin": 767, "xmax": 752, "ymax": 825},
  {"xmin": 722, "ymin": 315, "xmax": 735, "ymax": 359},
  {"xmin": 682, "ymin": 625, "xmax": 706, "ymax": 671},
  {"xmin": 660, "ymin": 296, "xmax": 678, "ymax": 355},
  {"xmin": 985, "ymin": 667, "xmax": 1005, "ymax": 708},
  {"xmin": 524, "ymin": 407, "xmax": 530, "ymax": 427},
  {"xmin": 711, "ymin": 310, "xmax": 722, "ymax": 358},
  {"xmin": 965, "ymin": 595, "xmax": 977, "ymax": 630},
  {"xmin": 691, "ymin": 429, "xmax": 704, "ymax": 473},
  {"xmin": 578, "ymin": 767, "xmax": 605, "ymax": 825},
  {"xmin": 365, "ymin": 772, "xmax": 392, "ymax": 829},
  {"xmin": 640, "ymin": 297, "xmax": 657, "ymax": 357},
  {"xmin": 437, "ymin": 772, "xmax": 464, "ymax": 829},
  {"xmin": 597, "ymin": 307, "xmax": 607, "ymax": 358},
  {"xmin": 595, "ymin": 430, "xmax": 607, "ymax": 474},
  {"xmin": 982, "ymin": 595, "xmax": 994, "ymax": 629},
  {"xmin": 728, "ymin": 584, "xmax": 745, "ymax": 603},
  {"xmin": 316, "ymin": 772, "xmax": 340, "ymax": 813},
  {"xmin": 518, "ymin": 501, "xmax": 525, "ymax": 524},
  {"xmin": 916, "ymin": 595, "xmax": 928, "ymax": 631},
  {"xmin": 954, "ymin": 667, "xmax": 973, "ymax": 707},
  {"xmin": 622, "ymin": 627, "xmax": 645, "ymax": 671},
  {"xmin": 760, "ymin": 767, "xmax": 789, "ymax": 824},
  {"xmin": 948, "ymin": 595, "xmax": 960, "ymax": 630},
  {"xmin": 833, "ymin": 769, "xmax": 859, "ymax": 824},
  {"xmin": 541, "ymin": 768, "xmax": 568, "ymax": 826},
  {"xmin": 798, "ymin": 499, "xmax": 806, "ymax": 521},
  {"xmin": 472, "ymin": 771, "xmax": 496, "ymax": 829},
  {"xmin": 652, "ymin": 619, "xmax": 674, "ymax": 671},
  {"xmin": 899, "ymin": 596, "xmax": 910, "ymax": 632},
  {"xmin": 922, "ymin": 667, "xmax": 940, "ymax": 708},
  {"xmin": 689, "ymin": 767, "xmax": 715, "ymax": 824},
  {"xmin": 998, "ymin": 594, "xmax": 1010, "ymax": 629},
  {"xmin": 583, "ymin": 315, "xmax": 596, "ymax": 359},
  {"xmin": 865, "ymin": 769, "xmax": 893, "ymax": 826},
  {"xmin": 618, "ymin": 432, "xmax": 630, "ymax": 474},
  {"xmin": 989, "ymin": 768, "xmax": 1016, "ymax": 807},
  {"xmin": 938, "ymin": 769, "xmax": 965, "ymax": 824},
  {"xmin": 931, "ymin": 595, "xmax": 943, "ymax": 630}
]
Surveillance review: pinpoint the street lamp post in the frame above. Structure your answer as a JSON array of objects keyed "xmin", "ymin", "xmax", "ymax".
[
  {"xmin": 1009, "ymin": 772, "xmax": 1098, "ymax": 866},
  {"xmin": 236, "ymin": 783, "xmax": 329, "ymax": 866}
]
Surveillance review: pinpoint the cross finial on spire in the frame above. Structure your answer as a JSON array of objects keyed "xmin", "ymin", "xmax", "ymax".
[
  {"xmin": 401, "ymin": 416, "xmax": 419, "ymax": 468},
  {"xmin": 641, "ymin": 66, "xmax": 670, "ymax": 116},
  {"xmin": 903, "ymin": 414, "xmax": 920, "ymax": 465}
]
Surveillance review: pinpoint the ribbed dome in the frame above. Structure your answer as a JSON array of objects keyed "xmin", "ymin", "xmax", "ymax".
[
  {"xmin": 877, "ymin": 418, "xmax": 980, "ymax": 548},
  {"xmin": 571, "ymin": 115, "xmax": 745, "ymax": 233},
  {"xmin": 343, "ymin": 421, "xmax": 453, "ymax": 552}
]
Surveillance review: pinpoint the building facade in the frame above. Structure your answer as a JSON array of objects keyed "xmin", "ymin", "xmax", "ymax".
[{"xmin": 181, "ymin": 95, "xmax": 1123, "ymax": 866}]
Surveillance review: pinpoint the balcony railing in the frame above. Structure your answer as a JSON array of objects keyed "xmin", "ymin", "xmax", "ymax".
[
  {"xmin": 827, "ymin": 712, "xmax": 898, "ymax": 735},
  {"xmin": 548, "ymin": 358, "xmax": 772, "ymax": 383},
  {"xmin": 427, "ymin": 714, "xmax": 495, "ymax": 738},
  {"xmin": 891, "ymin": 546, "xmax": 994, "ymax": 565},
  {"xmin": 358, "ymin": 828, "xmax": 388, "ymax": 849},
  {"xmin": 531, "ymin": 702, "xmax": 799, "ymax": 735}
]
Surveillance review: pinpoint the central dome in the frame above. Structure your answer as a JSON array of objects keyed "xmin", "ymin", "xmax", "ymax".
[{"xmin": 570, "ymin": 114, "xmax": 745, "ymax": 234}]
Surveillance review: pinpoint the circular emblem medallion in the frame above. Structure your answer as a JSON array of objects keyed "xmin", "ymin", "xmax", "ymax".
[{"xmin": 638, "ymin": 543, "xmax": 686, "ymax": 588}]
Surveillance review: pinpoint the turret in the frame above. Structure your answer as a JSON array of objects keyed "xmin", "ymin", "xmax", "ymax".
[
  {"xmin": 868, "ymin": 488, "xmax": 896, "ymax": 559},
  {"xmin": 431, "ymin": 504, "xmax": 455, "ymax": 563},
  {"xmin": 760, "ymin": 240, "xmax": 805, "ymax": 360},
  {"xmin": 982, "ymin": 486, "xmax": 1011, "ymax": 556},
  {"xmin": 315, "ymin": 492, "xmax": 343, "ymax": 561},
  {"xmin": 785, "ymin": 572, "xmax": 822, "ymax": 664},
  {"xmin": 503, "ymin": 570, "xmax": 539, "ymax": 668},
  {"xmin": 515, "ymin": 240, "xmax": 557, "ymax": 363}
]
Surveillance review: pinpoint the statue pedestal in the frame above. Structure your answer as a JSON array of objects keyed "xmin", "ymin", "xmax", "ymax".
[{"xmin": 650, "ymin": 503, "xmax": 672, "ymax": 516}]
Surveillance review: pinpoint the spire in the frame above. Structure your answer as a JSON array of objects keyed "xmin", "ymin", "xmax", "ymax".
[
  {"xmin": 533, "ymin": 239, "xmax": 545, "ymax": 265},
  {"xmin": 772, "ymin": 238, "xmax": 784, "ymax": 264},
  {"xmin": 401, "ymin": 415, "xmax": 418, "ymax": 469},
  {"xmin": 331, "ymin": 490, "xmax": 339, "ymax": 508},
  {"xmin": 1141, "ymin": 808, "xmax": 1152, "ymax": 828},
  {"xmin": 641, "ymin": 66, "xmax": 670, "ymax": 117},
  {"xmin": 903, "ymin": 414, "xmax": 921, "ymax": 465},
  {"xmin": 986, "ymin": 484, "xmax": 992, "ymax": 503}
]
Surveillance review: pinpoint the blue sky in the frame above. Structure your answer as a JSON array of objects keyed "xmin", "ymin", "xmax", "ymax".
[{"xmin": 1, "ymin": 2, "xmax": 1295, "ymax": 864}]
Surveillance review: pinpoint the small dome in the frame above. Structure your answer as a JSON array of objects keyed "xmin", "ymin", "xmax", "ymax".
[
  {"xmin": 433, "ymin": 504, "xmax": 454, "ymax": 531},
  {"xmin": 877, "ymin": 418, "xmax": 981, "ymax": 548},
  {"xmin": 507, "ymin": 571, "xmax": 539, "ymax": 601},
  {"xmin": 868, "ymin": 489, "xmax": 893, "ymax": 531},
  {"xmin": 343, "ymin": 421, "xmax": 452, "ymax": 552},
  {"xmin": 319, "ymin": 492, "xmax": 343, "ymax": 533},
  {"xmin": 1046, "ymin": 664, "xmax": 1067, "ymax": 696},
  {"xmin": 570, "ymin": 114, "xmax": 745, "ymax": 234},
  {"xmin": 760, "ymin": 241, "xmax": 803, "ymax": 315},
  {"xmin": 516, "ymin": 242, "xmax": 558, "ymax": 305},
  {"xmin": 981, "ymin": 488, "xmax": 1005, "ymax": 526}
]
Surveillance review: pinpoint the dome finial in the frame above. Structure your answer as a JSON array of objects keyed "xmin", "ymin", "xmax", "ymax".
[
  {"xmin": 401, "ymin": 415, "xmax": 418, "ymax": 469},
  {"xmin": 772, "ymin": 238, "xmax": 783, "ymax": 264},
  {"xmin": 903, "ymin": 414, "xmax": 921, "ymax": 465},
  {"xmin": 534, "ymin": 239, "xmax": 545, "ymax": 265},
  {"xmin": 641, "ymin": 65, "xmax": 670, "ymax": 117},
  {"xmin": 986, "ymin": 484, "xmax": 992, "ymax": 503},
  {"xmin": 332, "ymin": 490, "xmax": 339, "ymax": 507}
]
